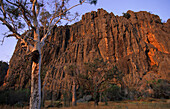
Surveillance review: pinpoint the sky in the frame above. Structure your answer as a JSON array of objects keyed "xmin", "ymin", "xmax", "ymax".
[{"xmin": 0, "ymin": 0, "xmax": 170, "ymax": 62}]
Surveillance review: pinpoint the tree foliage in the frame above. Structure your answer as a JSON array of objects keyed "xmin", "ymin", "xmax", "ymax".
[
  {"xmin": 80, "ymin": 58, "xmax": 123, "ymax": 105},
  {"xmin": 0, "ymin": 0, "xmax": 97, "ymax": 108},
  {"xmin": 0, "ymin": 89, "xmax": 30, "ymax": 106},
  {"xmin": 0, "ymin": 61, "xmax": 8, "ymax": 86},
  {"xmin": 0, "ymin": 0, "xmax": 97, "ymax": 45},
  {"xmin": 122, "ymin": 12, "xmax": 131, "ymax": 19}
]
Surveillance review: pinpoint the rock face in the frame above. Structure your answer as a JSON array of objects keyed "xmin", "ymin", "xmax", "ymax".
[{"xmin": 1, "ymin": 9, "xmax": 170, "ymax": 98}]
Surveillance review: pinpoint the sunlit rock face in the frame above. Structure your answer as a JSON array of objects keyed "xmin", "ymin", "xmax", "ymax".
[{"xmin": 1, "ymin": 9, "xmax": 170, "ymax": 98}]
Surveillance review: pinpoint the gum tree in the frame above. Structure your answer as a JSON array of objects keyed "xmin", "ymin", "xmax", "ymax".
[
  {"xmin": 64, "ymin": 64, "xmax": 79, "ymax": 106},
  {"xmin": 0, "ymin": 0, "xmax": 97, "ymax": 108},
  {"xmin": 82, "ymin": 59, "xmax": 122, "ymax": 106}
]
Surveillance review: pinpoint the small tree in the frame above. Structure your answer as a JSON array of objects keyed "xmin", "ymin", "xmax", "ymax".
[
  {"xmin": 122, "ymin": 12, "xmax": 131, "ymax": 19},
  {"xmin": 64, "ymin": 63, "xmax": 79, "ymax": 106},
  {"xmin": 0, "ymin": 61, "xmax": 8, "ymax": 86},
  {"xmin": 81, "ymin": 59, "xmax": 123, "ymax": 106},
  {"xmin": 0, "ymin": 0, "xmax": 97, "ymax": 109}
]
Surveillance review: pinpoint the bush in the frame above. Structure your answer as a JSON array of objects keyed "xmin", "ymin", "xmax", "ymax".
[
  {"xmin": 0, "ymin": 61, "xmax": 9, "ymax": 86},
  {"xmin": 151, "ymin": 79, "xmax": 170, "ymax": 99},
  {"xmin": 104, "ymin": 84, "xmax": 122, "ymax": 101},
  {"xmin": 0, "ymin": 89, "xmax": 30, "ymax": 106},
  {"xmin": 122, "ymin": 12, "xmax": 131, "ymax": 19},
  {"xmin": 47, "ymin": 101, "xmax": 62, "ymax": 108}
]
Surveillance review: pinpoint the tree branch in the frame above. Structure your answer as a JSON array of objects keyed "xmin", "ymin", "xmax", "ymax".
[
  {"xmin": 0, "ymin": 33, "xmax": 15, "ymax": 45},
  {"xmin": 62, "ymin": 16, "xmax": 77, "ymax": 22},
  {"xmin": 20, "ymin": 30, "xmax": 34, "ymax": 51},
  {"xmin": 49, "ymin": 0, "xmax": 85, "ymax": 26},
  {"xmin": 18, "ymin": 1, "xmax": 35, "ymax": 29},
  {"xmin": 6, "ymin": 0, "xmax": 17, "ymax": 6},
  {"xmin": 7, "ymin": 13, "xmax": 16, "ymax": 29},
  {"xmin": 0, "ymin": 16, "xmax": 34, "ymax": 51},
  {"xmin": 32, "ymin": 0, "xmax": 37, "ymax": 17},
  {"xmin": 40, "ymin": 0, "xmax": 86, "ymax": 47},
  {"xmin": 0, "ymin": 0, "xmax": 6, "ymax": 18},
  {"xmin": 0, "ymin": 17, "xmax": 21, "ymax": 37},
  {"xmin": 40, "ymin": 17, "xmax": 61, "ymax": 46},
  {"xmin": 36, "ymin": 2, "xmax": 40, "ymax": 17},
  {"xmin": 6, "ymin": 0, "xmax": 35, "ymax": 29}
]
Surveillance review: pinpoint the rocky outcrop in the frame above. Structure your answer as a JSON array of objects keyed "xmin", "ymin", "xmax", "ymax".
[
  {"xmin": 77, "ymin": 95, "xmax": 92, "ymax": 103},
  {"xmin": 1, "ymin": 9, "xmax": 170, "ymax": 98}
]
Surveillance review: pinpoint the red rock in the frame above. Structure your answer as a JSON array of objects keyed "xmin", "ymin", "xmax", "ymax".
[{"xmin": 1, "ymin": 9, "xmax": 170, "ymax": 98}]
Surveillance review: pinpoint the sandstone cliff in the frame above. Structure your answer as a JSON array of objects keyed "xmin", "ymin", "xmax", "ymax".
[{"xmin": 1, "ymin": 9, "xmax": 170, "ymax": 98}]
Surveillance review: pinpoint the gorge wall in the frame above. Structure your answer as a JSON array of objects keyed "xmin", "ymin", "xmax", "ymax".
[{"xmin": 1, "ymin": 9, "xmax": 170, "ymax": 98}]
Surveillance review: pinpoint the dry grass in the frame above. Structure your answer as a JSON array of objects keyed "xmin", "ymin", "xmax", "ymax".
[
  {"xmin": 50, "ymin": 101, "xmax": 170, "ymax": 109},
  {"xmin": 0, "ymin": 105, "xmax": 29, "ymax": 109},
  {"xmin": 0, "ymin": 99, "xmax": 170, "ymax": 109}
]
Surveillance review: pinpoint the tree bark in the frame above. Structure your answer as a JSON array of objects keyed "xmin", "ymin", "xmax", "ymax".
[
  {"xmin": 51, "ymin": 90, "xmax": 54, "ymax": 105},
  {"xmin": 72, "ymin": 80, "xmax": 77, "ymax": 106},
  {"xmin": 41, "ymin": 71, "xmax": 49, "ymax": 107},
  {"xmin": 29, "ymin": 50, "xmax": 41, "ymax": 109},
  {"xmin": 29, "ymin": 30, "xmax": 41, "ymax": 109},
  {"xmin": 104, "ymin": 94, "xmax": 108, "ymax": 105},
  {"xmin": 29, "ymin": 25, "xmax": 42, "ymax": 109},
  {"xmin": 41, "ymin": 87, "xmax": 45, "ymax": 107},
  {"xmin": 94, "ymin": 87, "xmax": 99, "ymax": 106},
  {"xmin": 63, "ymin": 91, "xmax": 67, "ymax": 107},
  {"xmin": 94, "ymin": 92, "xmax": 99, "ymax": 106}
]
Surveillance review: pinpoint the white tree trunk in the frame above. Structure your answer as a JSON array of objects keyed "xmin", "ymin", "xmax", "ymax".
[
  {"xmin": 29, "ymin": 55, "xmax": 41, "ymax": 109},
  {"xmin": 72, "ymin": 80, "xmax": 77, "ymax": 106},
  {"xmin": 29, "ymin": 29, "xmax": 42, "ymax": 109},
  {"xmin": 41, "ymin": 87, "xmax": 45, "ymax": 107},
  {"xmin": 41, "ymin": 71, "xmax": 49, "ymax": 107}
]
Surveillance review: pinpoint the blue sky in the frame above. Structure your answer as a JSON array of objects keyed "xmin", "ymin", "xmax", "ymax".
[{"xmin": 0, "ymin": 0, "xmax": 170, "ymax": 62}]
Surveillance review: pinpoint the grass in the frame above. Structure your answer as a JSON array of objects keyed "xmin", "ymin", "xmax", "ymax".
[
  {"xmin": 57, "ymin": 101, "xmax": 170, "ymax": 109},
  {"xmin": 0, "ymin": 99, "xmax": 170, "ymax": 109},
  {"xmin": 0, "ymin": 105, "xmax": 28, "ymax": 109}
]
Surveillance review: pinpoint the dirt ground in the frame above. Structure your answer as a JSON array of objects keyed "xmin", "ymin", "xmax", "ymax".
[{"xmin": 0, "ymin": 99, "xmax": 170, "ymax": 109}]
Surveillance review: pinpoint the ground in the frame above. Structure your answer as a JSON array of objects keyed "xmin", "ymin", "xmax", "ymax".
[{"xmin": 0, "ymin": 99, "xmax": 170, "ymax": 109}]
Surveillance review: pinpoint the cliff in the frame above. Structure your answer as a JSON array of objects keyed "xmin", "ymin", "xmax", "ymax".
[{"xmin": 1, "ymin": 9, "xmax": 170, "ymax": 98}]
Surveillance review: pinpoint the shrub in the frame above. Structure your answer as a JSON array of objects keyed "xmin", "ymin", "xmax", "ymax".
[
  {"xmin": 149, "ymin": 79, "xmax": 170, "ymax": 99},
  {"xmin": 0, "ymin": 61, "xmax": 9, "ymax": 86},
  {"xmin": 104, "ymin": 84, "xmax": 122, "ymax": 101},
  {"xmin": 137, "ymin": 96, "xmax": 143, "ymax": 101},
  {"xmin": 0, "ymin": 89, "xmax": 30, "ymax": 106},
  {"xmin": 122, "ymin": 12, "xmax": 131, "ymax": 19}
]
